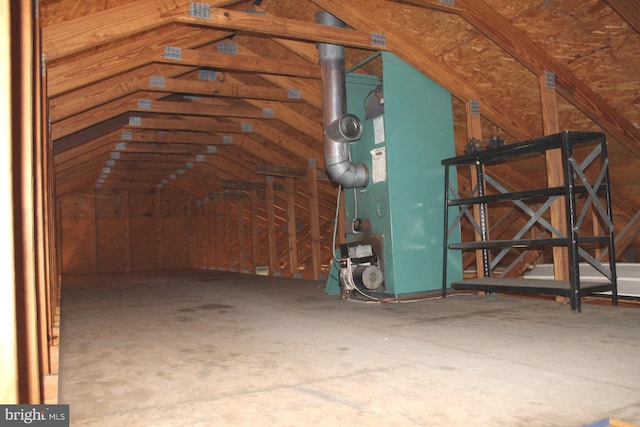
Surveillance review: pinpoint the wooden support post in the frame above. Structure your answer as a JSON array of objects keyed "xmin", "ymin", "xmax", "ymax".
[
  {"xmin": 266, "ymin": 176, "xmax": 277, "ymax": 275},
  {"xmin": 307, "ymin": 160, "xmax": 322, "ymax": 280},
  {"xmin": 250, "ymin": 190, "xmax": 259, "ymax": 273},
  {"xmin": 14, "ymin": 0, "xmax": 41, "ymax": 402},
  {"xmin": 539, "ymin": 71, "xmax": 569, "ymax": 283},
  {"xmin": 155, "ymin": 187, "xmax": 163, "ymax": 270},
  {"xmin": 186, "ymin": 198, "xmax": 193, "ymax": 268},
  {"xmin": 337, "ymin": 189, "xmax": 346, "ymax": 246},
  {"xmin": 204, "ymin": 200, "xmax": 211, "ymax": 269},
  {"xmin": 236, "ymin": 198, "xmax": 246, "ymax": 272},
  {"xmin": 213, "ymin": 199, "xmax": 222, "ymax": 269},
  {"xmin": 91, "ymin": 189, "xmax": 98, "ymax": 273},
  {"xmin": 465, "ymin": 100, "xmax": 487, "ymax": 278},
  {"xmin": 285, "ymin": 177, "xmax": 298, "ymax": 276},
  {"xmin": 124, "ymin": 189, "xmax": 131, "ymax": 271},
  {"xmin": 34, "ymin": 20, "xmax": 51, "ymax": 380},
  {"xmin": 593, "ymin": 211, "xmax": 604, "ymax": 259},
  {"xmin": 0, "ymin": 0, "xmax": 18, "ymax": 402},
  {"xmin": 224, "ymin": 199, "xmax": 233, "ymax": 271}
]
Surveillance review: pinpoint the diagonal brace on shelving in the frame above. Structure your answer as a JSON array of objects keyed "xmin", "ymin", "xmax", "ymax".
[
  {"xmin": 447, "ymin": 182, "xmax": 483, "ymax": 237},
  {"xmin": 571, "ymin": 155, "xmax": 612, "ymax": 232}
]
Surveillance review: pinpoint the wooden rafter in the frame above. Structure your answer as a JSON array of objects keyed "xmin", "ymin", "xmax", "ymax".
[
  {"xmin": 603, "ymin": 0, "xmax": 640, "ymax": 34},
  {"xmin": 42, "ymin": 0, "xmax": 244, "ymax": 60},
  {"xmin": 176, "ymin": 8, "xmax": 390, "ymax": 51}
]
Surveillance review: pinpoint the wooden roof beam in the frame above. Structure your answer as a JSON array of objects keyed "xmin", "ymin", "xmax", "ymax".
[
  {"xmin": 156, "ymin": 48, "xmax": 321, "ymax": 79},
  {"xmin": 47, "ymin": 26, "xmax": 229, "ymax": 97},
  {"xmin": 125, "ymin": 116, "xmax": 245, "ymax": 134},
  {"xmin": 176, "ymin": 8, "xmax": 390, "ymax": 51},
  {"xmin": 42, "ymin": 0, "xmax": 244, "ymax": 60},
  {"xmin": 143, "ymin": 78, "xmax": 307, "ymax": 103},
  {"xmin": 256, "ymin": 164, "xmax": 331, "ymax": 182},
  {"xmin": 49, "ymin": 64, "xmax": 191, "ymax": 122}
]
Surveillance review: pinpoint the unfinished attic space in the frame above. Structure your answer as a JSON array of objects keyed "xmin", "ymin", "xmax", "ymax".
[{"xmin": 3, "ymin": 0, "xmax": 640, "ymax": 425}]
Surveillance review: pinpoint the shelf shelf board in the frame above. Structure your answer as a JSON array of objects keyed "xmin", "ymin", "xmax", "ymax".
[
  {"xmin": 442, "ymin": 131, "xmax": 604, "ymax": 166},
  {"xmin": 448, "ymin": 185, "xmax": 606, "ymax": 206},
  {"xmin": 449, "ymin": 238, "xmax": 570, "ymax": 250},
  {"xmin": 452, "ymin": 277, "xmax": 614, "ymax": 297}
]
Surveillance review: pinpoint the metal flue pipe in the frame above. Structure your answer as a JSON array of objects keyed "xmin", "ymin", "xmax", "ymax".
[{"xmin": 316, "ymin": 12, "xmax": 368, "ymax": 188}]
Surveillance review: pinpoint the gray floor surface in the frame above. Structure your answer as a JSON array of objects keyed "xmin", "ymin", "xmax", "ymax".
[{"xmin": 59, "ymin": 270, "xmax": 640, "ymax": 426}]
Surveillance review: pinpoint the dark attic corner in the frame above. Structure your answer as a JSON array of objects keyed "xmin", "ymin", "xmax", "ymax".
[{"xmin": 1, "ymin": 0, "xmax": 639, "ymax": 425}]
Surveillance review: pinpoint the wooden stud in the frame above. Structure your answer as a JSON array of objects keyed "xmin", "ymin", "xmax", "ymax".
[
  {"xmin": 124, "ymin": 189, "xmax": 131, "ymax": 271},
  {"xmin": 187, "ymin": 198, "xmax": 193, "ymax": 268},
  {"xmin": 214, "ymin": 198, "xmax": 223, "ymax": 269},
  {"xmin": 539, "ymin": 72, "xmax": 569, "ymax": 283},
  {"xmin": 337, "ymin": 189, "xmax": 346, "ymax": 246},
  {"xmin": 0, "ymin": 0, "xmax": 18, "ymax": 403},
  {"xmin": 307, "ymin": 160, "xmax": 322, "ymax": 280},
  {"xmin": 285, "ymin": 178, "xmax": 299, "ymax": 276},
  {"xmin": 155, "ymin": 187, "xmax": 163, "ymax": 270},
  {"xmin": 465, "ymin": 100, "xmax": 487, "ymax": 279},
  {"xmin": 224, "ymin": 199, "xmax": 233, "ymax": 271},
  {"xmin": 33, "ymin": 14, "xmax": 52, "ymax": 380},
  {"xmin": 236, "ymin": 198, "xmax": 246, "ymax": 272},
  {"xmin": 266, "ymin": 176, "xmax": 277, "ymax": 275},
  {"xmin": 250, "ymin": 190, "xmax": 259, "ymax": 272},
  {"xmin": 14, "ymin": 0, "xmax": 42, "ymax": 401}
]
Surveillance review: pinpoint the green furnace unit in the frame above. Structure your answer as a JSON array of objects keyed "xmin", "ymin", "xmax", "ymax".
[{"xmin": 325, "ymin": 52, "xmax": 462, "ymax": 297}]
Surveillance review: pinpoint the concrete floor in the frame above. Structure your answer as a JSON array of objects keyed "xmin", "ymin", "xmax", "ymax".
[{"xmin": 59, "ymin": 270, "xmax": 640, "ymax": 426}]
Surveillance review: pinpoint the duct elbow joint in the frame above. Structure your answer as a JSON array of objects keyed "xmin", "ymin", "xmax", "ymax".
[{"xmin": 326, "ymin": 158, "xmax": 368, "ymax": 189}]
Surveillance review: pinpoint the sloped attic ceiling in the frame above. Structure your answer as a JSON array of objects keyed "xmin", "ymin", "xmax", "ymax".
[{"xmin": 41, "ymin": 0, "xmax": 640, "ymax": 252}]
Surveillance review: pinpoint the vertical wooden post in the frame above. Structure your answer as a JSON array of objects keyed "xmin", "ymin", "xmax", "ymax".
[
  {"xmin": 285, "ymin": 177, "xmax": 298, "ymax": 276},
  {"xmin": 465, "ymin": 100, "xmax": 486, "ymax": 278},
  {"xmin": 92, "ymin": 189, "xmax": 98, "ymax": 272},
  {"xmin": 13, "ymin": 0, "xmax": 41, "ymax": 402},
  {"xmin": 266, "ymin": 176, "xmax": 277, "ymax": 275},
  {"xmin": 307, "ymin": 159, "xmax": 321, "ymax": 280},
  {"xmin": 33, "ymin": 15, "xmax": 50, "ymax": 380},
  {"xmin": 124, "ymin": 189, "xmax": 131, "ymax": 271},
  {"xmin": 155, "ymin": 187, "xmax": 163, "ymax": 270},
  {"xmin": 212, "ymin": 198, "xmax": 221, "ymax": 269},
  {"xmin": 539, "ymin": 71, "xmax": 569, "ymax": 282},
  {"xmin": 337, "ymin": 189, "xmax": 346, "ymax": 246},
  {"xmin": 186, "ymin": 197, "xmax": 193, "ymax": 268},
  {"xmin": 236, "ymin": 198, "xmax": 245, "ymax": 272},
  {"xmin": 224, "ymin": 198, "xmax": 232, "ymax": 271},
  {"xmin": 204, "ymin": 200, "xmax": 211, "ymax": 269},
  {"xmin": 250, "ymin": 190, "xmax": 259, "ymax": 273},
  {"xmin": 0, "ymin": 0, "xmax": 18, "ymax": 402}
]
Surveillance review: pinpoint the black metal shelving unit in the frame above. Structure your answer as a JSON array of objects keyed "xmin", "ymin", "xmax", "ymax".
[{"xmin": 441, "ymin": 131, "xmax": 618, "ymax": 312}]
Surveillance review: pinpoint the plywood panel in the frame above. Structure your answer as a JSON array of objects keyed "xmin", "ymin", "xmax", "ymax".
[
  {"xmin": 162, "ymin": 218, "xmax": 190, "ymax": 269},
  {"xmin": 129, "ymin": 193, "xmax": 157, "ymax": 271},
  {"xmin": 95, "ymin": 190, "xmax": 127, "ymax": 272},
  {"xmin": 129, "ymin": 217, "xmax": 156, "ymax": 271},
  {"xmin": 161, "ymin": 190, "xmax": 190, "ymax": 269},
  {"xmin": 60, "ymin": 195, "xmax": 95, "ymax": 274}
]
